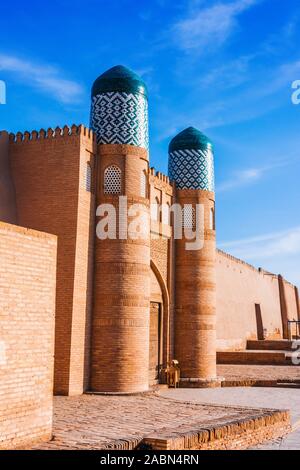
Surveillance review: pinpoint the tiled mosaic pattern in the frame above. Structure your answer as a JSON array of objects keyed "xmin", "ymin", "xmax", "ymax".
[
  {"xmin": 91, "ymin": 91, "xmax": 149, "ymax": 149},
  {"xmin": 168, "ymin": 148, "xmax": 214, "ymax": 191}
]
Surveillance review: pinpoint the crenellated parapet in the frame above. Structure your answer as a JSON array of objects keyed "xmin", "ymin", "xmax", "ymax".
[
  {"xmin": 8, "ymin": 125, "xmax": 96, "ymax": 144},
  {"xmin": 149, "ymin": 167, "xmax": 174, "ymax": 196}
]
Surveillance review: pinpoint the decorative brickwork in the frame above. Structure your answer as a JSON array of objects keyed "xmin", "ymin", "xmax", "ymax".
[
  {"xmin": 174, "ymin": 189, "xmax": 218, "ymax": 384},
  {"xmin": 151, "ymin": 238, "xmax": 169, "ymax": 284},
  {"xmin": 91, "ymin": 144, "xmax": 151, "ymax": 393}
]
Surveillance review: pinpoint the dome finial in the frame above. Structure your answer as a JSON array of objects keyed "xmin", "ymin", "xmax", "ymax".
[
  {"xmin": 91, "ymin": 65, "xmax": 148, "ymax": 98},
  {"xmin": 169, "ymin": 127, "xmax": 212, "ymax": 153}
]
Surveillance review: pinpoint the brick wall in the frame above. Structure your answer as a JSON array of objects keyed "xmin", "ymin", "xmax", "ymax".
[
  {"xmin": 0, "ymin": 222, "xmax": 56, "ymax": 449},
  {"xmin": 9, "ymin": 126, "xmax": 96, "ymax": 395},
  {"xmin": 216, "ymin": 250, "xmax": 300, "ymax": 350}
]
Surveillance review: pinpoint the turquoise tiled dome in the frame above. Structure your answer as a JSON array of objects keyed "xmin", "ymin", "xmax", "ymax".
[
  {"xmin": 90, "ymin": 65, "xmax": 149, "ymax": 149},
  {"xmin": 91, "ymin": 65, "xmax": 148, "ymax": 98},
  {"xmin": 169, "ymin": 127, "xmax": 212, "ymax": 153},
  {"xmin": 168, "ymin": 127, "xmax": 215, "ymax": 191}
]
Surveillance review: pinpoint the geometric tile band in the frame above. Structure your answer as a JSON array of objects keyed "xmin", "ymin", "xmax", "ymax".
[
  {"xmin": 168, "ymin": 148, "xmax": 215, "ymax": 192},
  {"xmin": 91, "ymin": 91, "xmax": 149, "ymax": 150}
]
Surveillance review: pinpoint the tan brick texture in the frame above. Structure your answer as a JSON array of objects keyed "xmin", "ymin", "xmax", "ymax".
[
  {"xmin": 91, "ymin": 144, "xmax": 150, "ymax": 393},
  {"xmin": 174, "ymin": 189, "xmax": 218, "ymax": 384},
  {"xmin": 9, "ymin": 126, "xmax": 96, "ymax": 395},
  {"xmin": 0, "ymin": 222, "xmax": 56, "ymax": 449}
]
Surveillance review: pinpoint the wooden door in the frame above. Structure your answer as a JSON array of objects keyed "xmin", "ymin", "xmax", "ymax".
[{"xmin": 149, "ymin": 302, "xmax": 161, "ymax": 384}]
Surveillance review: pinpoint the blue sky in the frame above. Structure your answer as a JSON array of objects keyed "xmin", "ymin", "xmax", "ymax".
[{"xmin": 0, "ymin": 0, "xmax": 300, "ymax": 285}]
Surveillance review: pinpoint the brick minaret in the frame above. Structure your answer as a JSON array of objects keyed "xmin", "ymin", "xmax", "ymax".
[
  {"xmin": 90, "ymin": 66, "xmax": 150, "ymax": 393},
  {"xmin": 169, "ymin": 127, "xmax": 220, "ymax": 387}
]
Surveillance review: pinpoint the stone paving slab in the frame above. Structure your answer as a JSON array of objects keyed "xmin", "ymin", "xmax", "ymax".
[{"xmin": 32, "ymin": 393, "xmax": 287, "ymax": 450}]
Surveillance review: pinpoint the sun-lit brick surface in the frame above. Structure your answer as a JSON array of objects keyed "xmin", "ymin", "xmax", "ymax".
[
  {"xmin": 218, "ymin": 364, "xmax": 300, "ymax": 382},
  {"xmin": 32, "ymin": 393, "xmax": 289, "ymax": 450},
  {"xmin": 160, "ymin": 386, "xmax": 299, "ymax": 450},
  {"xmin": 9, "ymin": 126, "xmax": 97, "ymax": 396},
  {"xmin": 0, "ymin": 222, "xmax": 57, "ymax": 449}
]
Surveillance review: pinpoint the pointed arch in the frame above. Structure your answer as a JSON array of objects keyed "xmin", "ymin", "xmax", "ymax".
[{"xmin": 150, "ymin": 259, "xmax": 170, "ymax": 367}]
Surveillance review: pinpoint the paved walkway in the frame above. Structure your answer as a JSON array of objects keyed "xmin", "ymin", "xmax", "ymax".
[
  {"xmin": 31, "ymin": 364, "xmax": 300, "ymax": 450},
  {"xmin": 33, "ymin": 393, "xmax": 277, "ymax": 450},
  {"xmin": 160, "ymin": 387, "xmax": 300, "ymax": 450},
  {"xmin": 218, "ymin": 364, "xmax": 300, "ymax": 382}
]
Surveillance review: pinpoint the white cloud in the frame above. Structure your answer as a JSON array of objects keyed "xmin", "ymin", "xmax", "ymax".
[
  {"xmin": 154, "ymin": 54, "xmax": 300, "ymax": 139},
  {"xmin": 217, "ymin": 159, "xmax": 292, "ymax": 193},
  {"xmin": 199, "ymin": 54, "xmax": 254, "ymax": 89},
  {"xmin": 217, "ymin": 167, "xmax": 263, "ymax": 192},
  {"xmin": 219, "ymin": 227, "xmax": 300, "ymax": 285},
  {"xmin": 172, "ymin": 0, "xmax": 261, "ymax": 52},
  {"xmin": 219, "ymin": 226, "xmax": 300, "ymax": 260},
  {"xmin": 0, "ymin": 54, "xmax": 84, "ymax": 104}
]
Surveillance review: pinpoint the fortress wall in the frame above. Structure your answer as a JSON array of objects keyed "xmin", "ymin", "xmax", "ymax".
[
  {"xmin": 216, "ymin": 250, "xmax": 283, "ymax": 351},
  {"xmin": 9, "ymin": 126, "xmax": 97, "ymax": 395},
  {"xmin": 0, "ymin": 222, "xmax": 56, "ymax": 449}
]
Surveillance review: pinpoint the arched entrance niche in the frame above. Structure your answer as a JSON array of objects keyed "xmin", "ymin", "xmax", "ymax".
[{"xmin": 149, "ymin": 260, "xmax": 170, "ymax": 385}]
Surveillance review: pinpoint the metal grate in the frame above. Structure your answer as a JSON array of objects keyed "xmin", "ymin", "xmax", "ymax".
[{"xmin": 104, "ymin": 165, "xmax": 121, "ymax": 194}]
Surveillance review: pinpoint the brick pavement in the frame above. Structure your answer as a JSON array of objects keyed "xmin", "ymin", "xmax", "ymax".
[
  {"xmin": 252, "ymin": 426, "xmax": 300, "ymax": 450},
  {"xmin": 30, "ymin": 364, "xmax": 300, "ymax": 450},
  {"xmin": 161, "ymin": 386, "xmax": 300, "ymax": 450},
  {"xmin": 32, "ymin": 392, "xmax": 285, "ymax": 450},
  {"xmin": 218, "ymin": 364, "xmax": 300, "ymax": 382}
]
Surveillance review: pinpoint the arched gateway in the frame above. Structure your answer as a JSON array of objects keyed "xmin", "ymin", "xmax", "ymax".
[{"xmin": 149, "ymin": 260, "xmax": 170, "ymax": 385}]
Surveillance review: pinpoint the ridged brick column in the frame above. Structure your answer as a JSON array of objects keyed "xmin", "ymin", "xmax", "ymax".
[
  {"xmin": 90, "ymin": 66, "xmax": 150, "ymax": 393},
  {"xmin": 169, "ymin": 127, "xmax": 220, "ymax": 387}
]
